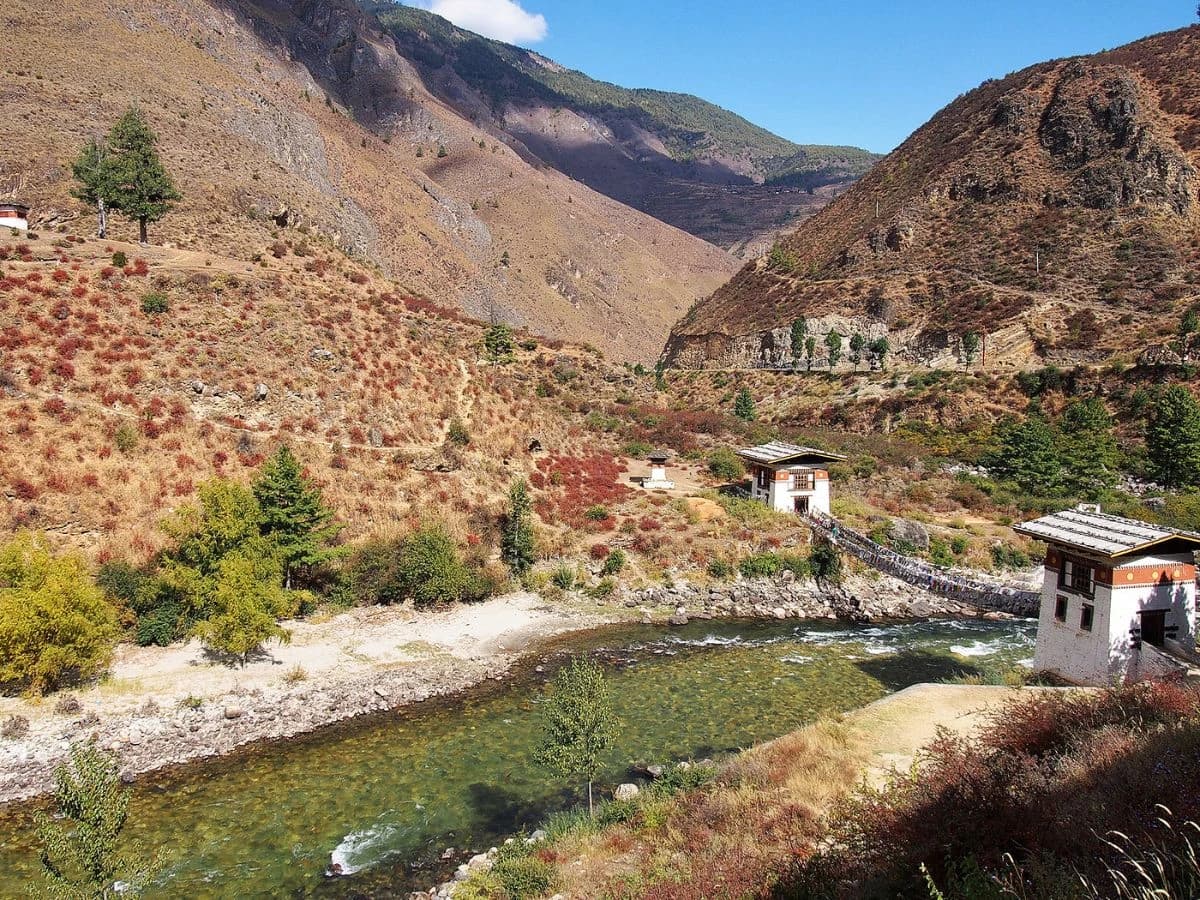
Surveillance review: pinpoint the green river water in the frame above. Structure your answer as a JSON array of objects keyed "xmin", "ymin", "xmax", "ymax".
[{"xmin": 0, "ymin": 616, "xmax": 1036, "ymax": 897}]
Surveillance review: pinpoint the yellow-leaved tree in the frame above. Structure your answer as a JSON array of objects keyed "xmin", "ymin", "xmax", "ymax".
[{"xmin": 0, "ymin": 533, "xmax": 119, "ymax": 694}]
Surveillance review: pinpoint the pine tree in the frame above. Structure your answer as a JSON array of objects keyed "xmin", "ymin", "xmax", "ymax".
[
  {"xmin": 869, "ymin": 336, "xmax": 890, "ymax": 370},
  {"xmin": 804, "ymin": 335, "xmax": 816, "ymax": 371},
  {"xmin": 501, "ymin": 479, "xmax": 536, "ymax": 575},
  {"xmin": 104, "ymin": 107, "xmax": 181, "ymax": 244},
  {"xmin": 483, "ymin": 322, "xmax": 514, "ymax": 364},
  {"xmin": 790, "ymin": 317, "xmax": 807, "ymax": 367},
  {"xmin": 1147, "ymin": 385, "xmax": 1200, "ymax": 487},
  {"xmin": 535, "ymin": 656, "xmax": 618, "ymax": 817},
  {"xmin": 70, "ymin": 138, "xmax": 113, "ymax": 239},
  {"xmin": 253, "ymin": 446, "xmax": 342, "ymax": 588},
  {"xmin": 982, "ymin": 416, "xmax": 1062, "ymax": 495},
  {"xmin": 824, "ymin": 331, "xmax": 843, "ymax": 368},
  {"xmin": 1058, "ymin": 399, "xmax": 1118, "ymax": 498},
  {"xmin": 734, "ymin": 387, "xmax": 756, "ymax": 421}
]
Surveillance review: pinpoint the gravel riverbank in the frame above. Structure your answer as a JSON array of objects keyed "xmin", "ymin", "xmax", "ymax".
[{"xmin": 0, "ymin": 573, "xmax": 1019, "ymax": 804}]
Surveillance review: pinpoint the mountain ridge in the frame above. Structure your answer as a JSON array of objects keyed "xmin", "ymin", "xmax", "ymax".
[
  {"xmin": 663, "ymin": 26, "xmax": 1200, "ymax": 371},
  {"xmin": 365, "ymin": 1, "xmax": 880, "ymax": 253}
]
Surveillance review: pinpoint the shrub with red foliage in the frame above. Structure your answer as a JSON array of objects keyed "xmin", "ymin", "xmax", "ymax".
[
  {"xmin": 532, "ymin": 453, "xmax": 631, "ymax": 528},
  {"xmin": 790, "ymin": 682, "xmax": 1200, "ymax": 897},
  {"xmin": 12, "ymin": 478, "xmax": 39, "ymax": 500},
  {"xmin": 589, "ymin": 543, "xmax": 612, "ymax": 560}
]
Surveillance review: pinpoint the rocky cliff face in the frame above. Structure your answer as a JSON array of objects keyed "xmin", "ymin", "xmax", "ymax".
[{"xmin": 664, "ymin": 28, "xmax": 1200, "ymax": 370}]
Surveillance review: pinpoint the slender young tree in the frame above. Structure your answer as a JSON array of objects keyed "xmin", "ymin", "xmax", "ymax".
[
  {"xmin": 501, "ymin": 478, "xmax": 536, "ymax": 575},
  {"xmin": 252, "ymin": 446, "xmax": 342, "ymax": 588},
  {"xmin": 790, "ymin": 317, "xmax": 808, "ymax": 368},
  {"xmin": 535, "ymin": 656, "xmax": 618, "ymax": 817},
  {"xmin": 869, "ymin": 336, "xmax": 890, "ymax": 370},
  {"xmin": 734, "ymin": 386, "xmax": 756, "ymax": 422},
  {"xmin": 36, "ymin": 742, "xmax": 161, "ymax": 897},
  {"xmin": 849, "ymin": 332, "xmax": 865, "ymax": 371},
  {"xmin": 70, "ymin": 138, "xmax": 112, "ymax": 239},
  {"xmin": 961, "ymin": 332, "xmax": 981, "ymax": 370},
  {"xmin": 804, "ymin": 335, "xmax": 817, "ymax": 371},
  {"xmin": 105, "ymin": 107, "xmax": 181, "ymax": 244}
]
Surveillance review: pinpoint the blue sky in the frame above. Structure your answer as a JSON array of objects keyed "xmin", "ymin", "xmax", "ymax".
[{"xmin": 403, "ymin": 0, "xmax": 1196, "ymax": 153}]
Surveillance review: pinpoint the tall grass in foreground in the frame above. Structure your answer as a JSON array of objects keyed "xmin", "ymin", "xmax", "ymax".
[{"xmin": 1080, "ymin": 810, "xmax": 1200, "ymax": 900}]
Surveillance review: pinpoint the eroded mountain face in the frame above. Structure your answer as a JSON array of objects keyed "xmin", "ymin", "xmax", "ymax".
[
  {"xmin": 2, "ymin": 0, "xmax": 736, "ymax": 363},
  {"xmin": 664, "ymin": 30, "xmax": 1200, "ymax": 372}
]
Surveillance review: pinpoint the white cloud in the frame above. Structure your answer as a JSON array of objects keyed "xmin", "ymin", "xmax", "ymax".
[{"xmin": 410, "ymin": 0, "xmax": 548, "ymax": 44}]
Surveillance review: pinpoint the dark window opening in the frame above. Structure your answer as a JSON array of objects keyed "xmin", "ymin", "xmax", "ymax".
[
  {"xmin": 1080, "ymin": 603, "xmax": 1095, "ymax": 632},
  {"xmin": 1054, "ymin": 595, "xmax": 1068, "ymax": 622}
]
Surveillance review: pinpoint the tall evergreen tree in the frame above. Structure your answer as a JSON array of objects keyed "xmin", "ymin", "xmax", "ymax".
[
  {"xmin": 252, "ymin": 446, "xmax": 342, "ymax": 588},
  {"xmin": 1058, "ymin": 398, "xmax": 1118, "ymax": 498},
  {"xmin": 501, "ymin": 479, "xmax": 536, "ymax": 575},
  {"xmin": 1147, "ymin": 385, "xmax": 1200, "ymax": 488},
  {"xmin": 982, "ymin": 415, "xmax": 1062, "ymax": 495},
  {"xmin": 804, "ymin": 335, "xmax": 817, "ymax": 371},
  {"xmin": 483, "ymin": 322, "xmax": 515, "ymax": 363},
  {"xmin": 824, "ymin": 331, "xmax": 843, "ymax": 368},
  {"xmin": 105, "ymin": 107, "xmax": 181, "ymax": 244},
  {"xmin": 70, "ymin": 138, "xmax": 113, "ymax": 239},
  {"xmin": 790, "ymin": 317, "xmax": 808, "ymax": 367},
  {"xmin": 734, "ymin": 386, "xmax": 756, "ymax": 422}
]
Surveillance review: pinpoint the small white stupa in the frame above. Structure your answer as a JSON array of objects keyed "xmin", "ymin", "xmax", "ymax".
[{"xmin": 643, "ymin": 449, "xmax": 674, "ymax": 490}]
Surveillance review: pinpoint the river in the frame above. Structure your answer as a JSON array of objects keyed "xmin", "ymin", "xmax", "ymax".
[{"xmin": 0, "ymin": 616, "xmax": 1035, "ymax": 897}]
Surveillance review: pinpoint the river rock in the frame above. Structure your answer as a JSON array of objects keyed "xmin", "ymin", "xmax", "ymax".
[
  {"xmin": 647, "ymin": 764, "xmax": 665, "ymax": 779},
  {"xmin": 668, "ymin": 606, "xmax": 689, "ymax": 626},
  {"xmin": 223, "ymin": 706, "xmax": 244, "ymax": 720},
  {"xmin": 614, "ymin": 783, "xmax": 640, "ymax": 801}
]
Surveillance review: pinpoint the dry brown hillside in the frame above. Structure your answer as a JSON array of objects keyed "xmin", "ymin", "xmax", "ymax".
[
  {"xmin": 1, "ymin": 0, "xmax": 735, "ymax": 364},
  {"xmin": 664, "ymin": 26, "xmax": 1200, "ymax": 371}
]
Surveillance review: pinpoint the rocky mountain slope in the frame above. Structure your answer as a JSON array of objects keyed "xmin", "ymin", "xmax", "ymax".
[
  {"xmin": 365, "ymin": 2, "xmax": 879, "ymax": 255},
  {"xmin": 664, "ymin": 26, "xmax": 1200, "ymax": 371},
  {"xmin": 1, "ymin": 0, "xmax": 738, "ymax": 364}
]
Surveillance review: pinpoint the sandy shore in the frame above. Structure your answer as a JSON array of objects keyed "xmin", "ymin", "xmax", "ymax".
[{"xmin": 0, "ymin": 593, "xmax": 619, "ymax": 804}]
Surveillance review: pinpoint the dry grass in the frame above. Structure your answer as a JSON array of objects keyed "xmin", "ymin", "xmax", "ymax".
[{"xmin": 548, "ymin": 721, "xmax": 868, "ymax": 899}]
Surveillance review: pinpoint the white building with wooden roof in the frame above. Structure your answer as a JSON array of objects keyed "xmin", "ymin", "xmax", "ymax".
[
  {"xmin": 1014, "ymin": 505, "xmax": 1200, "ymax": 684},
  {"xmin": 0, "ymin": 201, "xmax": 29, "ymax": 232},
  {"xmin": 736, "ymin": 441, "xmax": 845, "ymax": 516}
]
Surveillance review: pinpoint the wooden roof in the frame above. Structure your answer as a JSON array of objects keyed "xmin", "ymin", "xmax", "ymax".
[
  {"xmin": 1013, "ymin": 506, "xmax": 1200, "ymax": 560},
  {"xmin": 736, "ymin": 441, "xmax": 845, "ymax": 467}
]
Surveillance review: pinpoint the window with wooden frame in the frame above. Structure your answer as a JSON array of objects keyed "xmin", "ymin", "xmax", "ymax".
[
  {"xmin": 793, "ymin": 470, "xmax": 815, "ymax": 491},
  {"xmin": 1080, "ymin": 603, "xmax": 1095, "ymax": 632},
  {"xmin": 1054, "ymin": 595, "xmax": 1068, "ymax": 622},
  {"xmin": 1057, "ymin": 556, "xmax": 1095, "ymax": 598}
]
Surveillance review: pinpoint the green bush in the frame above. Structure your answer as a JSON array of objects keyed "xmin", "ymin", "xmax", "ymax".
[
  {"xmin": 395, "ymin": 525, "xmax": 471, "ymax": 606},
  {"xmin": 584, "ymin": 505, "xmax": 609, "ymax": 521},
  {"xmin": 0, "ymin": 533, "xmax": 120, "ymax": 694},
  {"xmin": 778, "ymin": 552, "xmax": 810, "ymax": 578},
  {"xmin": 706, "ymin": 447, "xmax": 745, "ymax": 482},
  {"xmin": 111, "ymin": 251, "xmax": 127, "ymax": 268},
  {"xmin": 446, "ymin": 418, "xmax": 470, "ymax": 446},
  {"xmin": 95, "ymin": 561, "xmax": 146, "ymax": 605},
  {"xmin": 929, "ymin": 539, "xmax": 954, "ymax": 568},
  {"xmin": 586, "ymin": 577, "xmax": 616, "ymax": 600},
  {"xmin": 739, "ymin": 553, "xmax": 782, "ymax": 579},
  {"xmin": 140, "ymin": 291, "xmax": 169, "ymax": 314},
  {"xmin": 551, "ymin": 565, "xmax": 576, "ymax": 590},
  {"xmin": 114, "ymin": 424, "xmax": 138, "ymax": 454},
  {"xmin": 600, "ymin": 549, "xmax": 626, "ymax": 576},
  {"xmin": 491, "ymin": 853, "xmax": 555, "ymax": 900},
  {"xmin": 707, "ymin": 559, "xmax": 733, "ymax": 580},
  {"xmin": 809, "ymin": 542, "xmax": 842, "ymax": 582},
  {"xmin": 990, "ymin": 544, "xmax": 1031, "ymax": 571}
]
